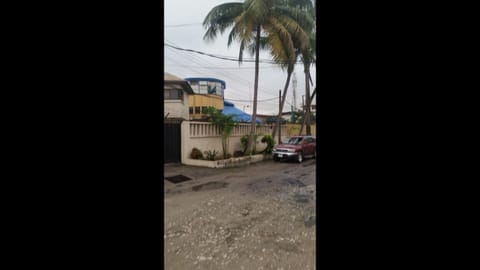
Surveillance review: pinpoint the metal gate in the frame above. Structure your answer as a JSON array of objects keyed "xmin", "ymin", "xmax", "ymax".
[{"xmin": 164, "ymin": 119, "xmax": 182, "ymax": 164}]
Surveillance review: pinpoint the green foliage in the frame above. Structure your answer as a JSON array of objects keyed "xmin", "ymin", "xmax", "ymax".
[
  {"xmin": 291, "ymin": 110, "xmax": 316, "ymax": 124},
  {"xmin": 240, "ymin": 135, "xmax": 249, "ymax": 152},
  {"xmin": 202, "ymin": 106, "xmax": 218, "ymax": 120},
  {"xmin": 241, "ymin": 134, "xmax": 260, "ymax": 154},
  {"xmin": 233, "ymin": 150, "xmax": 244, "ymax": 157},
  {"xmin": 204, "ymin": 106, "xmax": 236, "ymax": 159},
  {"xmin": 190, "ymin": 148, "xmax": 203, "ymax": 159},
  {"xmin": 265, "ymin": 115, "xmax": 287, "ymax": 124},
  {"xmin": 203, "ymin": 0, "xmax": 314, "ymax": 154},
  {"xmin": 204, "ymin": 150, "xmax": 219, "ymax": 161},
  {"xmin": 261, "ymin": 134, "xmax": 275, "ymax": 155}
]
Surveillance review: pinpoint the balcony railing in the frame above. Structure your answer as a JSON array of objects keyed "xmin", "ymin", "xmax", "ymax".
[{"xmin": 189, "ymin": 121, "xmax": 285, "ymax": 138}]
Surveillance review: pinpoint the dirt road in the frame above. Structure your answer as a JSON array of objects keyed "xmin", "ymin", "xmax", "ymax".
[{"xmin": 164, "ymin": 159, "xmax": 316, "ymax": 270}]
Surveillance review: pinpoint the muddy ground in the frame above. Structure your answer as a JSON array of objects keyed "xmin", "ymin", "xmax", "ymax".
[{"xmin": 164, "ymin": 158, "xmax": 316, "ymax": 270}]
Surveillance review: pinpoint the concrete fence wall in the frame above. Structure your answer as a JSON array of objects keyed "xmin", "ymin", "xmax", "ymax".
[
  {"xmin": 285, "ymin": 123, "xmax": 317, "ymax": 137},
  {"xmin": 181, "ymin": 121, "xmax": 288, "ymax": 165}
]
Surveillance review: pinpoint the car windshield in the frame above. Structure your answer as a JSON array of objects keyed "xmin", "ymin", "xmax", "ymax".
[{"xmin": 286, "ymin": 137, "xmax": 303, "ymax": 145}]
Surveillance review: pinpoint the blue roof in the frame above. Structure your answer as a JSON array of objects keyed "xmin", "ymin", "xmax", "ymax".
[{"xmin": 222, "ymin": 101, "xmax": 261, "ymax": 123}]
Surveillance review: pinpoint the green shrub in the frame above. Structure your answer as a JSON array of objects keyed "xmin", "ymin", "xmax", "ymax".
[
  {"xmin": 240, "ymin": 135, "xmax": 249, "ymax": 152},
  {"xmin": 261, "ymin": 135, "xmax": 275, "ymax": 155},
  {"xmin": 233, "ymin": 150, "xmax": 243, "ymax": 157},
  {"xmin": 204, "ymin": 150, "xmax": 219, "ymax": 161},
  {"xmin": 190, "ymin": 148, "xmax": 203, "ymax": 159},
  {"xmin": 241, "ymin": 134, "xmax": 260, "ymax": 154}
]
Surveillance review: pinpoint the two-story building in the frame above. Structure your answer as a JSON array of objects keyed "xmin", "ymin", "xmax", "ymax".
[
  {"xmin": 184, "ymin": 77, "xmax": 226, "ymax": 120},
  {"xmin": 164, "ymin": 72, "xmax": 195, "ymax": 164},
  {"xmin": 164, "ymin": 72, "xmax": 195, "ymax": 120}
]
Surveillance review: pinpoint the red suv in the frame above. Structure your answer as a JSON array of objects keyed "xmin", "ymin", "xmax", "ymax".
[{"xmin": 272, "ymin": 136, "xmax": 316, "ymax": 163}]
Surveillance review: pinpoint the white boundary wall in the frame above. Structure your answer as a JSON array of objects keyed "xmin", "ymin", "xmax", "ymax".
[{"xmin": 181, "ymin": 121, "xmax": 287, "ymax": 165}]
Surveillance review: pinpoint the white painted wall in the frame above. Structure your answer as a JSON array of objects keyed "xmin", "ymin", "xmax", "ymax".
[
  {"xmin": 164, "ymin": 93, "xmax": 189, "ymax": 119},
  {"xmin": 180, "ymin": 121, "xmax": 288, "ymax": 164}
]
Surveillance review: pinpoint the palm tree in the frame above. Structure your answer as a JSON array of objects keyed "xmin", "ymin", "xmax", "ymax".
[
  {"xmin": 203, "ymin": 0, "xmax": 309, "ymax": 154},
  {"xmin": 301, "ymin": 32, "xmax": 315, "ymax": 135},
  {"xmin": 299, "ymin": 1, "xmax": 316, "ymax": 135},
  {"xmin": 270, "ymin": 0, "xmax": 315, "ymax": 140},
  {"xmin": 204, "ymin": 107, "xmax": 236, "ymax": 159}
]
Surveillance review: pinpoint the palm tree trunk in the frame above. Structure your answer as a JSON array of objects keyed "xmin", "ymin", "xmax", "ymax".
[
  {"xmin": 246, "ymin": 25, "xmax": 261, "ymax": 154},
  {"xmin": 298, "ymin": 111, "xmax": 304, "ymax": 135},
  {"xmin": 298, "ymin": 89, "xmax": 315, "ymax": 135},
  {"xmin": 271, "ymin": 69, "xmax": 293, "ymax": 140},
  {"xmin": 304, "ymin": 62, "xmax": 312, "ymax": 135}
]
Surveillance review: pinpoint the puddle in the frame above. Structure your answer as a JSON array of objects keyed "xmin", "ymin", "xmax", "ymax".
[
  {"xmin": 192, "ymin": 181, "xmax": 229, "ymax": 192},
  {"xmin": 282, "ymin": 178, "xmax": 306, "ymax": 187},
  {"xmin": 293, "ymin": 194, "xmax": 310, "ymax": 203},
  {"xmin": 165, "ymin": 174, "xmax": 192, "ymax": 184}
]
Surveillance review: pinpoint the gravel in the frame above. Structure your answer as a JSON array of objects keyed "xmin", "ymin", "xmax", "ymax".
[{"xmin": 165, "ymin": 161, "xmax": 316, "ymax": 270}]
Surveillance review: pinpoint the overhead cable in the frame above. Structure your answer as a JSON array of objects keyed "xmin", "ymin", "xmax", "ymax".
[{"xmin": 164, "ymin": 43, "xmax": 303, "ymax": 64}]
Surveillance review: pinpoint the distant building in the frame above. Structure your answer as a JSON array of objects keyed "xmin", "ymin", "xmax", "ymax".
[
  {"xmin": 184, "ymin": 77, "xmax": 226, "ymax": 120},
  {"xmin": 302, "ymin": 104, "xmax": 316, "ymax": 112},
  {"xmin": 257, "ymin": 112, "xmax": 292, "ymax": 123}
]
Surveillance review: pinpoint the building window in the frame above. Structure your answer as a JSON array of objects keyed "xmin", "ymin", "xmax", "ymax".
[
  {"xmin": 216, "ymin": 82, "xmax": 223, "ymax": 96},
  {"xmin": 199, "ymin": 81, "xmax": 208, "ymax": 94},
  {"xmin": 207, "ymin": 83, "xmax": 216, "ymax": 94},
  {"xmin": 189, "ymin": 81, "xmax": 199, "ymax": 93},
  {"xmin": 189, "ymin": 107, "xmax": 193, "ymax": 114},
  {"xmin": 195, "ymin": 107, "xmax": 201, "ymax": 114},
  {"xmin": 201, "ymin": 106, "xmax": 207, "ymax": 114},
  {"xmin": 164, "ymin": 89, "xmax": 183, "ymax": 100}
]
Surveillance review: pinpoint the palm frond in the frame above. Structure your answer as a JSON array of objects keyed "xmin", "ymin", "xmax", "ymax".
[
  {"xmin": 263, "ymin": 19, "xmax": 296, "ymax": 68},
  {"xmin": 203, "ymin": 3, "xmax": 244, "ymax": 41},
  {"xmin": 276, "ymin": 14, "xmax": 311, "ymax": 52},
  {"xmin": 244, "ymin": 0, "xmax": 272, "ymax": 23},
  {"xmin": 238, "ymin": 39, "xmax": 246, "ymax": 63},
  {"xmin": 274, "ymin": 6, "xmax": 315, "ymax": 33},
  {"xmin": 245, "ymin": 36, "xmax": 270, "ymax": 57}
]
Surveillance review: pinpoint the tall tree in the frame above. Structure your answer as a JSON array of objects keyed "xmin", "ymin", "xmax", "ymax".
[
  {"xmin": 299, "ymin": 0, "xmax": 316, "ymax": 135},
  {"xmin": 271, "ymin": 0, "xmax": 315, "ymax": 140},
  {"xmin": 203, "ymin": 0, "xmax": 309, "ymax": 153},
  {"xmin": 204, "ymin": 107, "xmax": 236, "ymax": 159}
]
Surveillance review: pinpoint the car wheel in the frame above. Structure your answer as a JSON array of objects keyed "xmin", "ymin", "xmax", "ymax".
[{"xmin": 297, "ymin": 152, "xmax": 303, "ymax": 163}]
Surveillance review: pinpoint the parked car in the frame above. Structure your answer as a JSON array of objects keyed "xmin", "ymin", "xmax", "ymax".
[{"xmin": 272, "ymin": 136, "xmax": 316, "ymax": 163}]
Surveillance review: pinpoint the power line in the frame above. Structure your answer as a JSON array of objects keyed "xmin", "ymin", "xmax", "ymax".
[
  {"xmin": 166, "ymin": 64, "xmax": 281, "ymax": 70},
  {"xmin": 164, "ymin": 40, "xmax": 298, "ymax": 111},
  {"xmin": 164, "ymin": 43, "xmax": 303, "ymax": 64},
  {"xmin": 165, "ymin": 23, "xmax": 202, "ymax": 27},
  {"xmin": 166, "ymin": 38, "xmax": 253, "ymax": 85},
  {"xmin": 166, "ymin": 49, "xmax": 254, "ymax": 101},
  {"xmin": 165, "ymin": 39, "xmax": 256, "ymax": 101},
  {"xmin": 225, "ymin": 97, "xmax": 277, "ymax": 102}
]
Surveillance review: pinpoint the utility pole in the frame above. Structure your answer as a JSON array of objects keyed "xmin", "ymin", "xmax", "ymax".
[
  {"xmin": 278, "ymin": 90, "xmax": 281, "ymax": 144},
  {"xmin": 302, "ymin": 95, "xmax": 305, "ymax": 111},
  {"xmin": 292, "ymin": 72, "xmax": 297, "ymax": 110},
  {"xmin": 299, "ymin": 91, "xmax": 316, "ymax": 135},
  {"xmin": 299, "ymin": 95, "xmax": 305, "ymax": 135}
]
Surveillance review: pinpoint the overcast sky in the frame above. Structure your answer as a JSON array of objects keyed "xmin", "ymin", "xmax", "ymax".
[{"xmin": 164, "ymin": 0, "xmax": 316, "ymax": 115}]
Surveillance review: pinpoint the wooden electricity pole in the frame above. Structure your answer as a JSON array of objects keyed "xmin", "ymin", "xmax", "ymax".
[
  {"xmin": 278, "ymin": 90, "xmax": 281, "ymax": 144},
  {"xmin": 299, "ymin": 95, "xmax": 305, "ymax": 135},
  {"xmin": 299, "ymin": 89, "xmax": 316, "ymax": 136}
]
